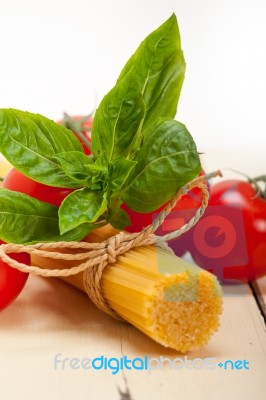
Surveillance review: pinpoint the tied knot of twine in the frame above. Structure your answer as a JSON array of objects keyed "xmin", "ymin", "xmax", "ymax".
[
  {"xmin": 106, "ymin": 234, "xmax": 125, "ymax": 264},
  {"xmin": 0, "ymin": 171, "xmax": 221, "ymax": 320}
]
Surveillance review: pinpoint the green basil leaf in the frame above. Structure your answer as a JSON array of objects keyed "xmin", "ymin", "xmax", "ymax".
[
  {"xmin": 0, "ymin": 109, "xmax": 84, "ymax": 188},
  {"xmin": 121, "ymin": 119, "xmax": 201, "ymax": 212},
  {"xmin": 109, "ymin": 158, "xmax": 137, "ymax": 192},
  {"xmin": 59, "ymin": 189, "xmax": 108, "ymax": 234},
  {"xmin": 91, "ymin": 69, "xmax": 145, "ymax": 162},
  {"xmin": 0, "ymin": 188, "xmax": 91, "ymax": 244},
  {"xmin": 94, "ymin": 154, "xmax": 107, "ymax": 169},
  {"xmin": 53, "ymin": 151, "xmax": 107, "ymax": 188},
  {"xmin": 117, "ymin": 14, "xmax": 185, "ymax": 130},
  {"xmin": 108, "ymin": 206, "xmax": 131, "ymax": 230}
]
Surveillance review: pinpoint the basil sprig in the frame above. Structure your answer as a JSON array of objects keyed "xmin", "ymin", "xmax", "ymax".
[
  {"xmin": 0, "ymin": 189, "xmax": 91, "ymax": 244},
  {"xmin": 0, "ymin": 14, "xmax": 201, "ymax": 244},
  {"xmin": 120, "ymin": 119, "xmax": 200, "ymax": 212}
]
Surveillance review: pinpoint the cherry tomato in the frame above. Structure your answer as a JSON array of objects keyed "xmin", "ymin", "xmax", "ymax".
[
  {"xmin": 57, "ymin": 114, "xmax": 92, "ymax": 155},
  {"xmin": 123, "ymin": 170, "xmax": 209, "ymax": 256},
  {"xmin": 1, "ymin": 166, "xmax": 74, "ymax": 310},
  {"xmin": 0, "ymin": 240, "xmax": 30, "ymax": 311},
  {"xmin": 188, "ymin": 179, "xmax": 266, "ymax": 282},
  {"xmin": 3, "ymin": 168, "xmax": 74, "ymax": 207}
]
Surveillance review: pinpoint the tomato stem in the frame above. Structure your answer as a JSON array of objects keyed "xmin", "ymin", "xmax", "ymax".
[
  {"xmin": 0, "ymin": 176, "xmax": 4, "ymax": 182},
  {"xmin": 249, "ymin": 175, "xmax": 266, "ymax": 200},
  {"xmin": 223, "ymin": 169, "xmax": 266, "ymax": 200},
  {"xmin": 251, "ymin": 175, "xmax": 266, "ymax": 183},
  {"xmin": 62, "ymin": 113, "xmax": 92, "ymax": 151}
]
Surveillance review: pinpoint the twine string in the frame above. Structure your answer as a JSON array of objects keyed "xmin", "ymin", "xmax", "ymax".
[{"xmin": 0, "ymin": 170, "xmax": 221, "ymax": 319}]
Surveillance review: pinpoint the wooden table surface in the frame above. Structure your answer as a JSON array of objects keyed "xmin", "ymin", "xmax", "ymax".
[
  {"xmin": 0, "ymin": 158, "xmax": 265, "ymax": 400},
  {"xmin": 0, "ymin": 275, "xmax": 265, "ymax": 400}
]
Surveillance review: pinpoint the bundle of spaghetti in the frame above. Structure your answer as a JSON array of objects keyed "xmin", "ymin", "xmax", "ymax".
[{"xmin": 31, "ymin": 224, "xmax": 223, "ymax": 353}]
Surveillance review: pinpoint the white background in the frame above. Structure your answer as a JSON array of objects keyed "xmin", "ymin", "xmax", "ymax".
[{"xmin": 0, "ymin": 0, "xmax": 265, "ymax": 174}]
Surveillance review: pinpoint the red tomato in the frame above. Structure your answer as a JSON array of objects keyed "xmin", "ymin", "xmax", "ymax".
[
  {"xmin": 57, "ymin": 114, "xmax": 92, "ymax": 155},
  {"xmin": 189, "ymin": 179, "xmax": 266, "ymax": 282},
  {"xmin": 123, "ymin": 170, "xmax": 209, "ymax": 256},
  {"xmin": 3, "ymin": 168, "xmax": 74, "ymax": 207},
  {"xmin": 0, "ymin": 240, "xmax": 29, "ymax": 311},
  {"xmin": 1, "ymin": 166, "xmax": 74, "ymax": 310}
]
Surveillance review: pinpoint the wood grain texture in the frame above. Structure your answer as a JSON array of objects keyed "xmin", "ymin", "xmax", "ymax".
[
  {"xmin": 0, "ymin": 276, "xmax": 265, "ymax": 400},
  {"xmin": 250, "ymin": 277, "xmax": 266, "ymax": 321}
]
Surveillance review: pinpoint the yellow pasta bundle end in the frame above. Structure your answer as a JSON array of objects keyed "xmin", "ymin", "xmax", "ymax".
[{"xmin": 102, "ymin": 245, "xmax": 222, "ymax": 353}]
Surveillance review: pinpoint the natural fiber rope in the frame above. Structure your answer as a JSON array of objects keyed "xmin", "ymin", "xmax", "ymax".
[{"xmin": 0, "ymin": 170, "xmax": 221, "ymax": 319}]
